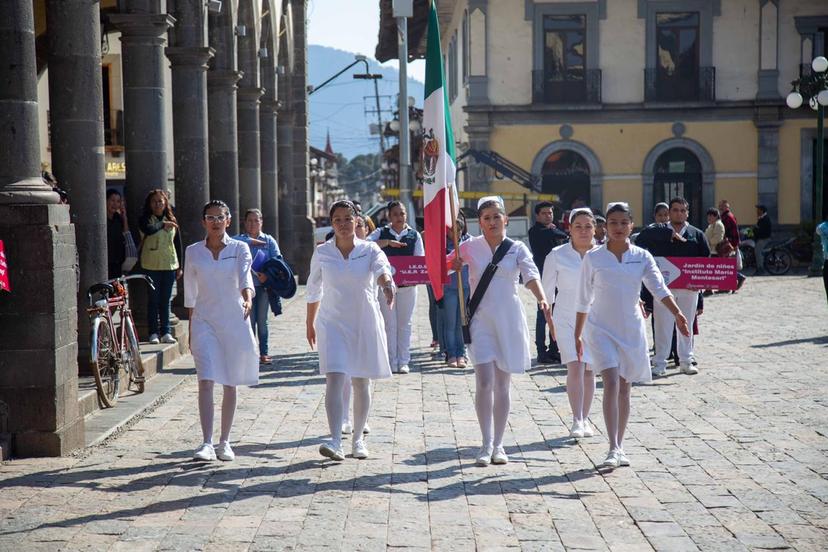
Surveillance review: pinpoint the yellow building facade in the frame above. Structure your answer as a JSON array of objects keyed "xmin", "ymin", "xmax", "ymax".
[{"xmin": 435, "ymin": 0, "xmax": 827, "ymax": 228}]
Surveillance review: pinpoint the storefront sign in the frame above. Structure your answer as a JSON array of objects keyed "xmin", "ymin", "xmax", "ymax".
[
  {"xmin": 388, "ymin": 255, "xmax": 430, "ymax": 286},
  {"xmin": 0, "ymin": 240, "xmax": 10, "ymax": 292},
  {"xmin": 105, "ymin": 161, "xmax": 126, "ymax": 179},
  {"xmin": 656, "ymin": 256, "xmax": 737, "ymax": 291}
]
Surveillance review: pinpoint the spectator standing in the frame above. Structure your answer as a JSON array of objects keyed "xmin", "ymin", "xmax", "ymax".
[
  {"xmin": 816, "ymin": 219, "xmax": 828, "ymax": 305},
  {"xmin": 234, "ymin": 208, "xmax": 281, "ymax": 365},
  {"xmin": 139, "ymin": 189, "xmax": 183, "ymax": 345},
  {"xmin": 106, "ymin": 189, "xmax": 129, "ymax": 279},
  {"xmin": 442, "ymin": 214, "xmax": 471, "ymax": 368},
  {"xmin": 753, "ymin": 204, "xmax": 773, "ymax": 274},
  {"xmin": 704, "ymin": 208, "xmax": 725, "ymax": 252},
  {"xmin": 527, "ymin": 201, "xmax": 568, "ymax": 364},
  {"xmin": 594, "ymin": 215, "xmax": 607, "ymax": 244},
  {"xmin": 719, "ymin": 200, "xmax": 745, "ymax": 289}
]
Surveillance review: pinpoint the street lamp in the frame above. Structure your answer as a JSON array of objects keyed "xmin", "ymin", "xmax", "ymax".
[{"xmin": 787, "ymin": 56, "xmax": 828, "ymax": 275}]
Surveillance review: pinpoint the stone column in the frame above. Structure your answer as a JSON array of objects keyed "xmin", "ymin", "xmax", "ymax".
[
  {"xmin": 46, "ymin": 0, "xmax": 107, "ymax": 370},
  {"xmin": 238, "ymin": 86, "xmax": 264, "ymax": 214},
  {"xmin": 277, "ymin": 56, "xmax": 294, "ymax": 242},
  {"xmin": 260, "ymin": 91, "xmax": 279, "ymax": 238},
  {"xmin": 166, "ymin": 47, "xmax": 214, "ymax": 247},
  {"xmin": 208, "ymin": 70, "xmax": 242, "ymax": 233},
  {"xmin": 109, "ymin": 12, "xmax": 175, "ymax": 235},
  {"xmin": 0, "ymin": 0, "xmax": 84, "ymax": 456},
  {"xmin": 285, "ymin": 0, "xmax": 314, "ymax": 282}
]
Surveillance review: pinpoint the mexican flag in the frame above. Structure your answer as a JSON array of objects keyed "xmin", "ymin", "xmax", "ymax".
[{"xmin": 422, "ymin": 0, "xmax": 457, "ymax": 301}]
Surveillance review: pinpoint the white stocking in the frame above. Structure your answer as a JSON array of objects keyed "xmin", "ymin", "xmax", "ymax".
[
  {"xmin": 474, "ymin": 362, "xmax": 512, "ymax": 448},
  {"xmin": 351, "ymin": 377, "xmax": 371, "ymax": 438},
  {"xmin": 566, "ymin": 362, "xmax": 595, "ymax": 422},
  {"xmin": 198, "ymin": 379, "xmax": 214, "ymax": 444},
  {"xmin": 342, "ymin": 376, "xmax": 352, "ymax": 425},
  {"xmin": 325, "ymin": 373, "xmax": 347, "ymax": 447},
  {"xmin": 220, "ymin": 385, "xmax": 237, "ymax": 443},
  {"xmin": 601, "ymin": 368, "xmax": 625, "ymax": 451}
]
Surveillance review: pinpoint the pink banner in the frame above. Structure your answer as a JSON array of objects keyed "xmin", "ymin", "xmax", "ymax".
[
  {"xmin": 388, "ymin": 256, "xmax": 430, "ymax": 286},
  {"xmin": 656, "ymin": 256, "xmax": 738, "ymax": 291},
  {"xmin": 0, "ymin": 240, "xmax": 9, "ymax": 292}
]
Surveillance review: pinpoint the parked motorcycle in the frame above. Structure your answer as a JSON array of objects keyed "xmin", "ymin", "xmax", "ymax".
[{"xmin": 739, "ymin": 231, "xmax": 795, "ymax": 276}]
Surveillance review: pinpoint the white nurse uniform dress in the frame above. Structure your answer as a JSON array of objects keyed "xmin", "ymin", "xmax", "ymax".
[
  {"xmin": 457, "ymin": 235, "xmax": 540, "ymax": 374},
  {"xmin": 542, "ymin": 242, "xmax": 600, "ymax": 366},
  {"xmin": 575, "ymin": 243, "xmax": 672, "ymax": 383},
  {"xmin": 306, "ymin": 239, "xmax": 393, "ymax": 379},
  {"xmin": 184, "ymin": 233, "xmax": 259, "ymax": 386}
]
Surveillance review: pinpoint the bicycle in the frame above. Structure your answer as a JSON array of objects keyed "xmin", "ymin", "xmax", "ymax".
[{"xmin": 86, "ymin": 274, "xmax": 155, "ymax": 408}]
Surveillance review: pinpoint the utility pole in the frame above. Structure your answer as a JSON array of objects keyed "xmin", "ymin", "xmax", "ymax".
[{"xmin": 394, "ymin": 0, "xmax": 415, "ymax": 217}]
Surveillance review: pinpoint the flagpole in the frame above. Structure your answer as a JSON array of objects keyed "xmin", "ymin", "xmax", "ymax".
[{"xmin": 448, "ymin": 189, "xmax": 467, "ymax": 328}]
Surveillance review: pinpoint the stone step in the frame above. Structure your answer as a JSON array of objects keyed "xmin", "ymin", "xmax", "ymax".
[{"xmin": 78, "ymin": 322, "xmax": 190, "ymax": 419}]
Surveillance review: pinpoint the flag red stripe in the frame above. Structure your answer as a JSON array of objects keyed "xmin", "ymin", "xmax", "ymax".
[{"xmin": 424, "ymin": 187, "xmax": 448, "ymax": 301}]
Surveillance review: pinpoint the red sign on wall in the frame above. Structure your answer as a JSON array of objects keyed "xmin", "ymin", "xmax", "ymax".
[
  {"xmin": 656, "ymin": 256, "xmax": 738, "ymax": 291},
  {"xmin": 0, "ymin": 240, "xmax": 9, "ymax": 292}
]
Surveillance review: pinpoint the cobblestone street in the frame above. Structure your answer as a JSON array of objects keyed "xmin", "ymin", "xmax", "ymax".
[{"xmin": 1, "ymin": 275, "xmax": 827, "ymax": 551}]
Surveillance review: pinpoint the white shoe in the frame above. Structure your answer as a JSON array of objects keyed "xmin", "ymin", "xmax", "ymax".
[
  {"xmin": 570, "ymin": 420, "xmax": 585, "ymax": 439},
  {"xmin": 652, "ymin": 364, "xmax": 666, "ymax": 377},
  {"xmin": 319, "ymin": 442, "xmax": 345, "ymax": 461},
  {"xmin": 352, "ymin": 440, "xmax": 369, "ymax": 459},
  {"xmin": 160, "ymin": 333, "xmax": 177, "ymax": 344},
  {"xmin": 680, "ymin": 362, "xmax": 699, "ymax": 375},
  {"xmin": 491, "ymin": 446, "xmax": 508, "ymax": 465},
  {"xmin": 215, "ymin": 441, "xmax": 235, "ymax": 461},
  {"xmin": 341, "ymin": 422, "xmax": 353, "ymax": 435},
  {"xmin": 617, "ymin": 448, "xmax": 630, "ymax": 467},
  {"xmin": 582, "ymin": 420, "xmax": 595, "ymax": 437},
  {"xmin": 362, "ymin": 423, "xmax": 371, "ymax": 434},
  {"xmin": 193, "ymin": 443, "xmax": 216, "ymax": 461},
  {"xmin": 601, "ymin": 449, "xmax": 620, "ymax": 469},
  {"xmin": 475, "ymin": 445, "xmax": 493, "ymax": 466},
  {"xmin": 148, "ymin": 333, "xmax": 160, "ymax": 345},
  {"xmin": 398, "ymin": 364, "xmax": 410, "ymax": 374}
]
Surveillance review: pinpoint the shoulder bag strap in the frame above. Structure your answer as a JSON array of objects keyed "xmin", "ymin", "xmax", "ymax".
[{"xmin": 466, "ymin": 238, "xmax": 514, "ymax": 321}]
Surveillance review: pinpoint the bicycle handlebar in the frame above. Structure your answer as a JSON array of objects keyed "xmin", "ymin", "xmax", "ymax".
[
  {"xmin": 117, "ymin": 274, "xmax": 156, "ymax": 290},
  {"xmin": 86, "ymin": 274, "xmax": 156, "ymax": 306}
]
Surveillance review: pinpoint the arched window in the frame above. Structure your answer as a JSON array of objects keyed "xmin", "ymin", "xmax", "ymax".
[
  {"xmin": 540, "ymin": 150, "xmax": 591, "ymax": 212},
  {"xmin": 653, "ymin": 148, "xmax": 703, "ymax": 226}
]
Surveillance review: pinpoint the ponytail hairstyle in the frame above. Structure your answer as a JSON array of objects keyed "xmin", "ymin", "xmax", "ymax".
[{"xmin": 202, "ymin": 199, "xmax": 231, "ymax": 219}]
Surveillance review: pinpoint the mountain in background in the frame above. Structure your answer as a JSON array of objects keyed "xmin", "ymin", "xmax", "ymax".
[{"xmin": 308, "ymin": 45, "xmax": 424, "ymax": 161}]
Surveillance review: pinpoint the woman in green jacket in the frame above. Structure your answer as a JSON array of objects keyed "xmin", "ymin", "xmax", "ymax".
[{"xmin": 139, "ymin": 189, "xmax": 183, "ymax": 344}]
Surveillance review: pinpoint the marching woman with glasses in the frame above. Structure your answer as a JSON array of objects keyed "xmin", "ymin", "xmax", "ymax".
[
  {"xmin": 184, "ymin": 200, "xmax": 259, "ymax": 462},
  {"xmin": 451, "ymin": 197, "xmax": 551, "ymax": 467},
  {"xmin": 575, "ymin": 202, "xmax": 689, "ymax": 469},
  {"xmin": 307, "ymin": 201, "xmax": 395, "ymax": 461}
]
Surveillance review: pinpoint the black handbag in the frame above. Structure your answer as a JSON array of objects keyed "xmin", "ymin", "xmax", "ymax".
[{"xmin": 462, "ymin": 238, "xmax": 514, "ymax": 344}]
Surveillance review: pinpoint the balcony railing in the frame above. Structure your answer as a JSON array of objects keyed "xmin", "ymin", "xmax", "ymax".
[
  {"xmin": 531, "ymin": 69, "xmax": 602, "ymax": 105},
  {"xmin": 644, "ymin": 66, "xmax": 715, "ymax": 103}
]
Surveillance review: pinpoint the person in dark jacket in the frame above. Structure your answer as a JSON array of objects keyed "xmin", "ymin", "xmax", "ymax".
[
  {"xmin": 753, "ymin": 204, "xmax": 773, "ymax": 274},
  {"xmin": 644, "ymin": 198, "xmax": 710, "ymax": 376},
  {"xmin": 527, "ymin": 201, "xmax": 568, "ymax": 364},
  {"xmin": 106, "ymin": 189, "xmax": 129, "ymax": 279},
  {"xmin": 718, "ymin": 200, "xmax": 745, "ymax": 289}
]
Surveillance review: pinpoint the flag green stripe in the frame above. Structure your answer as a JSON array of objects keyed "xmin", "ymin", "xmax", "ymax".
[{"xmin": 424, "ymin": 2, "xmax": 444, "ymax": 99}]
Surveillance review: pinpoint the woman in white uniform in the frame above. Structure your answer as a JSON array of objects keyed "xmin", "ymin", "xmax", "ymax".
[
  {"xmin": 452, "ymin": 197, "xmax": 551, "ymax": 466},
  {"xmin": 542, "ymin": 208, "xmax": 600, "ymax": 439},
  {"xmin": 307, "ymin": 201, "xmax": 395, "ymax": 461},
  {"xmin": 575, "ymin": 202, "xmax": 689, "ymax": 469},
  {"xmin": 184, "ymin": 200, "xmax": 259, "ymax": 462},
  {"xmin": 368, "ymin": 201, "xmax": 424, "ymax": 374}
]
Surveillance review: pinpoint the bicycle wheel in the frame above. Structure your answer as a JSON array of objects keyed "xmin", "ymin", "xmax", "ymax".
[
  {"xmin": 740, "ymin": 247, "xmax": 757, "ymax": 277},
  {"xmin": 90, "ymin": 316, "xmax": 119, "ymax": 407},
  {"xmin": 765, "ymin": 250, "xmax": 792, "ymax": 275},
  {"xmin": 124, "ymin": 314, "xmax": 145, "ymax": 393}
]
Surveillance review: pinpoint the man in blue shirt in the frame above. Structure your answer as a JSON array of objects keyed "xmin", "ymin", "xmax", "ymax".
[
  {"xmin": 817, "ymin": 219, "xmax": 828, "ymax": 305},
  {"xmin": 235, "ymin": 208, "xmax": 281, "ymax": 364}
]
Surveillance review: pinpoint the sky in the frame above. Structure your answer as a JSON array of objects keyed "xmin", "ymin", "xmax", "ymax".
[{"xmin": 306, "ymin": 0, "xmax": 425, "ymax": 83}]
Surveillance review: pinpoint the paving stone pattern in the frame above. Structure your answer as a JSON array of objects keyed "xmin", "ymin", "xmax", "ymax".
[{"xmin": 1, "ymin": 275, "xmax": 827, "ymax": 551}]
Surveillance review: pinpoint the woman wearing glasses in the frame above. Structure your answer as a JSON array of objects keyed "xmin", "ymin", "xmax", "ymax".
[
  {"xmin": 575, "ymin": 202, "xmax": 689, "ymax": 469},
  {"xmin": 307, "ymin": 201, "xmax": 395, "ymax": 461},
  {"xmin": 184, "ymin": 200, "xmax": 259, "ymax": 462}
]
